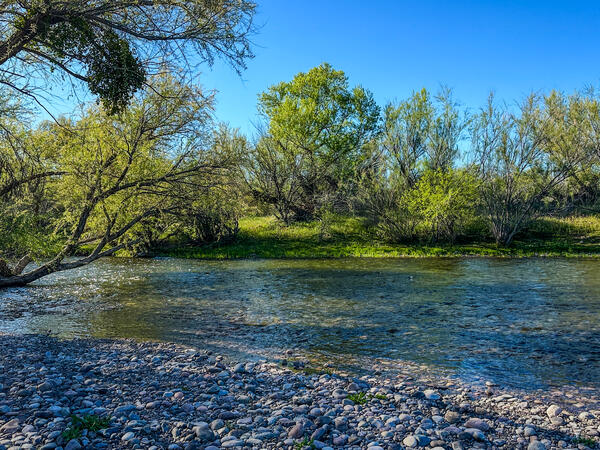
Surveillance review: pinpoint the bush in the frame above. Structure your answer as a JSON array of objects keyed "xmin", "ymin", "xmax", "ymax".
[
  {"xmin": 404, "ymin": 168, "xmax": 478, "ymax": 242},
  {"xmin": 366, "ymin": 168, "xmax": 478, "ymax": 243}
]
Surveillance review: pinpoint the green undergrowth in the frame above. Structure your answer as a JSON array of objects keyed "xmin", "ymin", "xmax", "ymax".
[
  {"xmin": 161, "ymin": 215, "xmax": 600, "ymax": 259},
  {"xmin": 62, "ymin": 414, "xmax": 111, "ymax": 441}
]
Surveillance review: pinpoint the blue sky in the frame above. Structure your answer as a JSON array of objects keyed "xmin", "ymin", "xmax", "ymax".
[{"xmin": 198, "ymin": 0, "xmax": 600, "ymax": 135}]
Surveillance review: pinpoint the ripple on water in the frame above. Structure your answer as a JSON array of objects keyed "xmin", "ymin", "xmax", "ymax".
[{"xmin": 1, "ymin": 256, "xmax": 599, "ymax": 392}]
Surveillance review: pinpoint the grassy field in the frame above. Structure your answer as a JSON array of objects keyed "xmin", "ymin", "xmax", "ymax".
[{"xmin": 162, "ymin": 215, "xmax": 600, "ymax": 259}]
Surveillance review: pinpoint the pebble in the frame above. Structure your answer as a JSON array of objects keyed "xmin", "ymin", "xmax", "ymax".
[
  {"xmin": 547, "ymin": 404, "xmax": 562, "ymax": 418},
  {"xmin": 0, "ymin": 333, "xmax": 596, "ymax": 450},
  {"xmin": 527, "ymin": 441, "xmax": 547, "ymax": 450}
]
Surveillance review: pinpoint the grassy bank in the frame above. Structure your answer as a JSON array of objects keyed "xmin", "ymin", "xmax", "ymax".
[{"xmin": 162, "ymin": 215, "xmax": 600, "ymax": 259}]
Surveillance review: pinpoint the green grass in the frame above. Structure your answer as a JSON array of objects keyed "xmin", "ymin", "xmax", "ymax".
[
  {"xmin": 295, "ymin": 437, "xmax": 316, "ymax": 449},
  {"xmin": 161, "ymin": 214, "xmax": 600, "ymax": 259},
  {"xmin": 347, "ymin": 391, "xmax": 387, "ymax": 404},
  {"xmin": 573, "ymin": 437, "xmax": 597, "ymax": 447},
  {"xmin": 347, "ymin": 392, "xmax": 368, "ymax": 404},
  {"xmin": 62, "ymin": 414, "xmax": 111, "ymax": 441}
]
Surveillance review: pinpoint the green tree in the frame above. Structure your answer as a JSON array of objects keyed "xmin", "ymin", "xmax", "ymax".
[
  {"xmin": 402, "ymin": 168, "xmax": 478, "ymax": 243},
  {"xmin": 358, "ymin": 88, "xmax": 469, "ymax": 240},
  {"xmin": 471, "ymin": 93, "xmax": 587, "ymax": 246},
  {"xmin": 380, "ymin": 87, "xmax": 467, "ymax": 189},
  {"xmin": 0, "ymin": 0, "xmax": 256, "ymax": 114},
  {"xmin": 0, "ymin": 76, "xmax": 232, "ymax": 287},
  {"xmin": 249, "ymin": 63, "xmax": 380, "ymax": 222}
]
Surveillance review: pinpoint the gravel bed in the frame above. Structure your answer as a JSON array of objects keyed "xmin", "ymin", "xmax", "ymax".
[{"xmin": 0, "ymin": 333, "xmax": 598, "ymax": 449}]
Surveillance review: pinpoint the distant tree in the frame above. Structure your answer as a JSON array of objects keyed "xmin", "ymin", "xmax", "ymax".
[
  {"xmin": 358, "ymin": 87, "xmax": 469, "ymax": 240},
  {"xmin": 556, "ymin": 89, "xmax": 600, "ymax": 210},
  {"xmin": 471, "ymin": 93, "xmax": 587, "ymax": 246},
  {"xmin": 248, "ymin": 63, "xmax": 380, "ymax": 222},
  {"xmin": 401, "ymin": 167, "xmax": 477, "ymax": 243},
  {"xmin": 380, "ymin": 87, "xmax": 468, "ymax": 189},
  {"xmin": 244, "ymin": 134, "xmax": 304, "ymax": 224}
]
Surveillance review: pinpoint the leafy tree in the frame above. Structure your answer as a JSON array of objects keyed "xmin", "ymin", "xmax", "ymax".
[
  {"xmin": 0, "ymin": 0, "xmax": 256, "ymax": 114},
  {"xmin": 249, "ymin": 63, "xmax": 380, "ymax": 222},
  {"xmin": 358, "ymin": 88, "xmax": 469, "ymax": 240},
  {"xmin": 471, "ymin": 94, "xmax": 587, "ymax": 246},
  {"xmin": 0, "ymin": 0, "xmax": 256, "ymax": 205},
  {"xmin": 402, "ymin": 168, "xmax": 477, "ymax": 243},
  {"xmin": 551, "ymin": 89, "xmax": 600, "ymax": 211},
  {"xmin": 0, "ymin": 76, "xmax": 232, "ymax": 287},
  {"xmin": 380, "ymin": 87, "xmax": 467, "ymax": 188},
  {"xmin": 360, "ymin": 166, "xmax": 477, "ymax": 243}
]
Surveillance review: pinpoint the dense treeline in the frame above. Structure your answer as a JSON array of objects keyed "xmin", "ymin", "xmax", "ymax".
[
  {"xmin": 2, "ymin": 61, "xmax": 600, "ymax": 285},
  {"xmin": 244, "ymin": 64, "xmax": 600, "ymax": 246}
]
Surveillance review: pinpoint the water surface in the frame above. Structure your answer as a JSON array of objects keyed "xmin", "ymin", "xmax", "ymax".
[{"xmin": 1, "ymin": 257, "xmax": 599, "ymax": 390}]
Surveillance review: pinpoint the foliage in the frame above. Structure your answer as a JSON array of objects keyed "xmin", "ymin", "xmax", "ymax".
[
  {"xmin": 572, "ymin": 437, "xmax": 597, "ymax": 447},
  {"xmin": 0, "ymin": 75, "xmax": 238, "ymax": 286},
  {"xmin": 0, "ymin": 210, "xmax": 64, "ymax": 260},
  {"xmin": 247, "ymin": 63, "xmax": 380, "ymax": 222},
  {"xmin": 347, "ymin": 392, "xmax": 368, "ymax": 404},
  {"xmin": 0, "ymin": 0, "xmax": 256, "ymax": 114},
  {"xmin": 472, "ymin": 93, "xmax": 588, "ymax": 245},
  {"xmin": 380, "ymin": 87, "xmax": 468, "ymax": 189},
  {"xmin": 346, "ymin": 392, "xmax": 385, "ymax": 404},
  {"xmin": 398, "ymin": 168, "xmax": 478, "ymax": 243},
  {"xmin": 357, "ymin": 89, "xmax": 472, "ymax": 243},
  {"xmin": 295, "ymin": 437, "xmax": 316, "ymax": 449},
  {"xmin": 62, "ymin": 414, "xmax": 111, "ymax": 441}
]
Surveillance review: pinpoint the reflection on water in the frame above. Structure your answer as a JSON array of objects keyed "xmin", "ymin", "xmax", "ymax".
[{"xmin": 1, "ymin": 257, "xmax": 599, "ymax": 390}]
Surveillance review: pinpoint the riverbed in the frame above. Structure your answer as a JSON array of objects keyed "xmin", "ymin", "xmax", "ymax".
[{"xmin": 1, "ymin": 257, "xmax": 599, "ymax": 393}]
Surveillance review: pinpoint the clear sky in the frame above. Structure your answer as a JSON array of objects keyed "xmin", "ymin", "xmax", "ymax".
[{"xmin": 198, "ymin": 0, "xmax": 600, "ymax": 135}]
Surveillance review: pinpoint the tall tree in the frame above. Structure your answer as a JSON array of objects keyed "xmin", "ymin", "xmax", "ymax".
[
  {"xmin": 0, "ymin": 76, "xmax": 231, "ymax": 287},
  {"xmin": 471, "ymin": 93, "xmax": 587, "ymax": 246},
  {"xmin": 249, "ymin": 63, "xmax": 380, "ymax": 221}
]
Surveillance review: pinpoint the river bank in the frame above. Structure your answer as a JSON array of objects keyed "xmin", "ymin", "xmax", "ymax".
[
  {"xmin": 0, "ymin": 334, "xmax": 598, "ymax": 450},
  {"xmin": 161, "ymin": 216, "xmax": 600, "ymax": 260}
]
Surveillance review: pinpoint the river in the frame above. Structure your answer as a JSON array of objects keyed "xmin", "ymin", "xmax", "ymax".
[{"xmin": 1, "ymin": 257, "xmax": 599, "ymax": 391}]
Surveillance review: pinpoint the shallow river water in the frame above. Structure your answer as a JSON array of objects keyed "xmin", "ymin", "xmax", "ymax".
[{"xmin": 1, "ymin": 257, "xmax": 599, "ymax": 391}]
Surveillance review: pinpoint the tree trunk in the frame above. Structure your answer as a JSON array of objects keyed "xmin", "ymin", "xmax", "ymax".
[{"xmin": 0, "ymin": 241, "xmax": 136, "ymax": 288}]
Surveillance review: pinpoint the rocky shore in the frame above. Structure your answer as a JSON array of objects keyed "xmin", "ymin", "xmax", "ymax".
[{"xmin": 0, "ymin": 334, "xmax": 598, "ymax": 450}]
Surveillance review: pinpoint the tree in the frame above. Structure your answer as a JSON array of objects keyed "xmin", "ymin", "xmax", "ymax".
[
  {"xmin": 0, "ymin": 76, "xmax": 231, "ymax": 287},
  {"xmin": 0, "ymin": 0, "xmax": 256, "ymax": 114},
  {"xmin": 0, "ymin": 0, "xmax": 256, "ymax": 204},
  {"xmin": 401, "ymin": 168, "xmax": 477, "ymax": 243},
  {"xmin": 244, "ymin": 134, "xmax": 304, "ymax": 224},
  {"xmin": 248, "ymin": 63, "xmax": 380, "ymax": 222},
  {"xmin": 380, "ymin": 87, "xmax": 467, "ymax": 189},
  {"xmin": 471, "ymin": 93, "xmax": 587, "ymax": 246},
  {"xmin": 358, "ymin": 88, "xmax": 469, "ymax": 240},
  {"xmin": 556, "ymin": 89, "xmax": 600, "ymax": 210}
]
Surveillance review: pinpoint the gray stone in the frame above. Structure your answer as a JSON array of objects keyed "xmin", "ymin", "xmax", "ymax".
[
  {"xmin": 221, "ymin": 440, "xmax": 244, "ymax": 448},
  {"xmin": 465, "ymin": 428, "xmax": 486, "ymax": 441},
  {"xmin": 464, "ymin": 418, "xmax": 490, "ymax": 431},
  {"xmin": 403, "ymin": 435, "xmax": 418, "ymax": 448},
  {"xmin": 424, "ymin": 389, "xmax": 441, "ymax": 400},
  {"xmin": 121, "ymin": 432, "xmax": 135, "ymax": 442},
  {"xmin": 527, "ymin": 441, "xmax": 546, "ymax": 450},
  {"xmin": 64, "ymin": 440, "xmax": 82, "ymax": 450},
  {"xmin": 288, "ymin": 423, "xmax": 304, "ymax": 439},
  {"xmin": 0, "ymin": 419, "xmax": 19, "ymax": 434},
  {"xmin": 444, "ymin": 411, "xmax": 460, "ymax": 423},
  {"xmin": 546, "ymin": 405, "xmax": 562, "ymax": 418}
]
